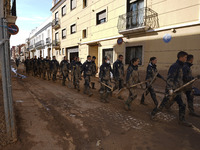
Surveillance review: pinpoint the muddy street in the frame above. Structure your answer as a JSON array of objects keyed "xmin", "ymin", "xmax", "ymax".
[{"xmin": 2, "ymin": 65, "xmax": 200, "ymax": 150}]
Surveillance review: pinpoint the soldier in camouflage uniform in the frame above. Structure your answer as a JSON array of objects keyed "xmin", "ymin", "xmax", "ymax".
[
  {"xmin": 51, "ymin": 56, "xmax": 59, "ymax": 81},
  {"xmin": 33, "ymin": 56, "xmax": 38, "ymax": 76},
  {"xmin": 82, "ymin": 55, "xmax": 93, "ymax": 96},
  {"xmin": 141, "ymin": 57, "xmax": 166, "ymax": 106},
  {"xmin": 49, "ymin": 57, "xmax": 52, "ymax": 78},
  {"xmin": 60, "ymin": 56, "xmax": 70, "ymax": 86},
  {"xmin": 113, "ymin": 55, "xmax": 125, "ymax": 100},
  {"xmin": 183, "ymin": 54, "xmax": 200, "ymax": 117},
  {"xmin": 125, "ymin": 58, "xmax": 141, "ymax": 111},
  {"xmin": 43, "ymin": 56, "xmax": 51, "ymax": 80},
  {"xmin": 24, "ymin": 57, "xmax": 32, "ymax": 75},
  {"xmin": 38, "ymin": 57, "xmax": 44, "ymax": 78},
  {"xmin": 99, "ymin": 56, "xmax": 113, "ymax": 103},
  {"xmin": 71, "ymin": 56, "xmax": 77, "ymax": 87},
  {"xmin": 73, "ymin": 57, "xmax": 82, "ymax": 91},
  {"xmin": 91, "ymin": 56, "xmax": 97, "ymax": 89},
  {"xmin": 151, "ymin": 51, "xmax": 193, "ymax": 127}
]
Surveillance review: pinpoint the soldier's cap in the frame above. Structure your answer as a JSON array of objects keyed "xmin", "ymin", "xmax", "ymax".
[{"xmin": 92, "ymin": 56, "xmax": 96, "ymax": 59}]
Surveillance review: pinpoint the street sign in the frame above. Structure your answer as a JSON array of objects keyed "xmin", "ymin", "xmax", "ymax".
[
  {"xmin": 117, "ymin": 38, "xmax": 123, "ymax": 45},
  {"xmin": 7, "ymin": 24, "xmax": 19, "ymax": 35},
  {"xmin": 163, "ymin": 34, "xmax": 172, "ymax": 43}
]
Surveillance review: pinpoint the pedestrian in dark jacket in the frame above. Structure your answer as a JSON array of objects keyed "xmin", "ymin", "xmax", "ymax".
[
  {"xmin": 99, "ymin": 56, "xmax": 113, "ymax": 103},
  {"xmin": 141, "ymin": 57, "xmax": 165, "ymax": 106},
  {"xmin": 183, "ymin": 54, "xmax": 200, "ymax": 117},
  {"xmin": 151, "ymin": 51, "xmax": 193, "ymax": 127},
  {"xmin": 125, "ymin": 58, "xmax": 140, "ymax": 111},
  {"xmin": 82, "ymin": 55, "xmax": 93, "ymax": 96}
]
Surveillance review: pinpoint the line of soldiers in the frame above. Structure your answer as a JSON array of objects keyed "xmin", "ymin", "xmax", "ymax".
[{"xmin": 24, "ymin": 51, "xmax": 200, "ymax": 127}]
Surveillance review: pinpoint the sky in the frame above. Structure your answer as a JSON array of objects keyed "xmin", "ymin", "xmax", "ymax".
[{"xmin": 10, "ymin": 0, "xmax": 52, "ymax": 47}]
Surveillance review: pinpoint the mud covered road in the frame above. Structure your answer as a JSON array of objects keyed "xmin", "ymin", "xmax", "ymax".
[{"xmin": 2, "ymin": 65, "xmax": 200, "ymax": 150}]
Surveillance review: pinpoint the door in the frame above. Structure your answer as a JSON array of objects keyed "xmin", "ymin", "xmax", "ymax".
[
  {"xmin": 127, "ymin": 0, "xmax": 144, "ymax": 28},
  {"xmin": 70, "ymin": 52, "xmax": 79, "ymax": 63},
  {"xmin": 89, "ymin": 45, "xmax": 98, "ymax": 70},
  {"xmin": 102, "ymin": 48, "xmax": 113, "ymax": 64}
]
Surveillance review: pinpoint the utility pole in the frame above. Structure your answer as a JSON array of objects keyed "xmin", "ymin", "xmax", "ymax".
[{"xmin": 0, "ymin": 0, "xmax": 17, "ymax": 142}]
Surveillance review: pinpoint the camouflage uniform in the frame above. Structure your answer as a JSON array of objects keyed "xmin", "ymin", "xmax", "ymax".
[
  {"xmin": 151, "ymin": 60, "xmax": 187, "ymax": 123},
  {"xmin": 43, "ymin": 59, "xmax": 51, "ymax": 80},
  {"xmin": 60, "ymin": 60, "xmax": 70, "ymax": 86},
  {"xmin": 73, "ymin": 61, "xmax": 82, "ymax": 91},
  {"xmin": 125, "ymin": 64, "xmax": 140, "ymax": 110},
  {"xmin": 113, "ymin": 59, "xmax": 124, "ymax": 91},
  {"xmin": 24, "ymin": 58, "xmax": 32, "ymax": 75},
  {"xmin": 183, "ymin": 62, "xmax": 195, "ymax": 114},
  {"xmin": 141, "ymin": 63, "xmax": 165, "ymax": 106},
  {"xmin": 99, "ymin": 62, "xmax": 113, "ymax": 102},
  {"xmin": 37, "ymin": 58, "xmax": 44, "ymax": 78},
  {"xmin": 91, "ymin": 60, "xmax": 97, "ymax": 89},
  {"xmin": 51, "ymin": 59, "xmax": 59, "ymax": 81},
  {"xmin": 32, "ymin": 58, "xmax": 38, "ymax": 76},
  {"xmin": 82, "ymin": 60, "xmax": 93, "ymax": 96}
]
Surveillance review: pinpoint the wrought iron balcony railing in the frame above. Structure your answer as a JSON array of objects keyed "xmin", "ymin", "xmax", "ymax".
[
  {"xmin": 117, "ymin": 7, "xmax": 159, "ymax": 34},
  {"xmin": 46, "ymin": 37, "xmax": 51, "ymax": 45},
  {"xmin": 11, "ymin": 0, "xmax": 17, "ymax": 16},
  {"xmin": 35, "ymin": 40, "xmax": 44, "ymax": 48},
  {"xmin": 52, "ymin": 40, "xmax": 60, "ymax": 46},
  {"xmin": 29, "ymin": 45, "xmax": 34, "ymax": 50},
  {"xmin": 52, "ymin": 40, "xmax": 60, "ymax": 50},
  {"xmin": 52, "ymin": 18, "xmax": 60, "ymax": 29}
]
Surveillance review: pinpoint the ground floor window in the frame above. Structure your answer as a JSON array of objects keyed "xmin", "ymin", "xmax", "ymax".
[
  {"xmin": 126, "ymin": 46, "xmax": 143, "ymax": 65},
  {"xmin": 102, "ymin": 48, "xmax": 113, "ymax": 64}
]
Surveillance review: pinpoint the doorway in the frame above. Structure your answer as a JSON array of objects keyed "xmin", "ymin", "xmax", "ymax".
[
  {"xmin": 89, "ymin": 45, "xmax": 98, "ymax": 69},
  {"xmin": 102, "ymin": 48, "xmax": 113, "ymax": 64}
]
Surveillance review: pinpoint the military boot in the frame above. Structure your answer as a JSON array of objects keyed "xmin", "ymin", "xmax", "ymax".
[
  {"xmin": 179, "ymin": 120, "xmax": 192, "ymax": 127},
  {"xmin": 140, "ymin": 94, "xmax": 148, "ymax": 105},
  {"xmin": 91, "ymin": 82, "xmax": 96, "ymax": 89}
]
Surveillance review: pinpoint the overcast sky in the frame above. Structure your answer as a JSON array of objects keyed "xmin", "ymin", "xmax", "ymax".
[{"xmin": 10, "ymin": 0, "xmax": 52, "ymax": 47}]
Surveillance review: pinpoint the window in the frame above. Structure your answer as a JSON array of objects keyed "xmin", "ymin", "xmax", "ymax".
[
  {"xmin": 83, "ymin": 0, "xmax": 87, "ymax": 8},
  {"xmin": 62, "ymin": 5, "xmax": 66, "ymax": 16},
  {"xmin": 71, "ymin": 24, "xmax": 76, "ymax": 34},
  {"xmin": 59, "ymin": 49, "xmax": 62, "ymax": 55},
  {"xmin": 55, "ymin": 11, "xmax": 58, "ymax": 19},
  {"xmin": 82, "ymin": 29, "xmax": 87, "ymax": 38},
  {"xmin": 62, "ymin": 48, "xmax": 65, "ymax": 55},
  {"xmin": 96, "ymin": 9, "xmax": 107, "ymax": 25},
  {"xmin": 126, "ymin": 46, "xmax": 143, "ymax": 65},
  {"xmin": 103, "ymin": 49, "xmax": 113, "ymax": 64},
  {"xmin": 71, "ymin": 0, "xmax": 76, "ymax": 10},
  {"xmin": 62, "ymin": 29, "xmax": 66, "ymax": 39},
  {"xmin": 55, "ymin": 32, "xmax": 59, "ymax": 41}
]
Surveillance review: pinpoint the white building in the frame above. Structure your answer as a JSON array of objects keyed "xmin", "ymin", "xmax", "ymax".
[{"xmin": 29, "ymin": 16, "xmax": 52, "ymax": 59}]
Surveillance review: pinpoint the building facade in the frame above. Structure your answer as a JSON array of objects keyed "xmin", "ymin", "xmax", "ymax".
[
  {"xmin": 29, "ymin": 17, "xmax": 53, "ymax": 59},
  {"xmin": 51, "ymin": 0, "xmax": 200, "ymax": 74}
]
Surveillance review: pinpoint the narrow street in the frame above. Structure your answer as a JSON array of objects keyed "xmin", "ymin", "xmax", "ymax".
[{"xmin": 3, "ymin": 64, "xmax": 200, "ymax": 150}]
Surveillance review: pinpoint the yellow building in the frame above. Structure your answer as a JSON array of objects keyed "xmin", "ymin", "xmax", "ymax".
[{"xmin": 51, "ymin": 0, "xmax": 200, "ymax": 74}]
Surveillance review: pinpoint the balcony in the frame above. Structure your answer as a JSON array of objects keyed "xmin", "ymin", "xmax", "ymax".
[
  {"xmin": 46, "ymin": 37, "xmax": 52, "ymax": 45},
  {"xmin": 29, "ymin": 45, "xmax": 35, "ymax": 51},
  {"xmin": 52, "ymin": 40, "xmax": 60, "ymax": 50},
  {"xmin": 117, "ymin": 7, "xmax": 158, "ymax": 35},
  {"xmin": 35, "ymin": 40, "xmax": 44, "ymax": 49},
  {"xmin": 6, "ymin": 0, "xmax": 17, "ymax": 24},
  {"xmin": 52, "ymin": 18, "xmax": 60, "ymax": 30}
]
